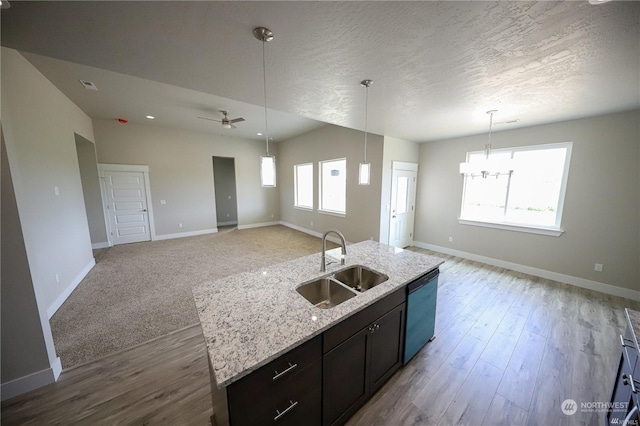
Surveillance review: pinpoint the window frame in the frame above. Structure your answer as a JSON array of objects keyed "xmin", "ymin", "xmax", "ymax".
[
  {"xmin": 293, "ymin": 162, "xmax": 314, "ymax": 211},
  {"xmin": 318, "ymin": 157, "xmax": 347, "ymax": 217},
  {"xmin": 459, "ymin": 142, "xmax": 573, "ymax": 236}
]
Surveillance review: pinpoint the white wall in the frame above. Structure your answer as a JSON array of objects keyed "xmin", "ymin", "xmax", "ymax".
[
  {"xmin": 93, "ymin": 119, "xmax": 279, "ymax": 236},
  {"xmin": 415, "ymin": 110, "xmax": 640, "ymax": 296},
  {"xmin": 1, "ymin": 48, "xmax": 95, "ymax": 395},
  {"xmin": 278, "ymin": 125, "xmax": 383, "ymax": 243},
  {"xmin": 379, "ymin": 136, "xmax": 420, "ymax": 244}
]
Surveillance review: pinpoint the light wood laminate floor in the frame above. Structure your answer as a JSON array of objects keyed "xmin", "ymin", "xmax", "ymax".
[{"xmin": 3, "ymin": 250, "xmax": 638, "ymax": 425}]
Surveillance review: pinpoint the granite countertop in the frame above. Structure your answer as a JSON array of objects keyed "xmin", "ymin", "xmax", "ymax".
[
  {"xmin": 192, "ymin": 240, "xmax": 444, "ymax": 388},
  {"xmin": 625, "ymin": 308, "xmax": 640, "ymax": 352}
]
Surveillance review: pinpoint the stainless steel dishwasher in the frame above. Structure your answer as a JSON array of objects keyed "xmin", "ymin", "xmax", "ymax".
[{"xmin": 403, "ymin": 268, "xmax": 439, "ymax": 364}]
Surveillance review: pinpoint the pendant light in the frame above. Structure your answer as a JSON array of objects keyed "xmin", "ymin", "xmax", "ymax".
[
  {"xmin": 359, "ymin": 79, "xmax": 373, "ymax": 186},
  {"xmin": 459, "ymin": 110, "xmax": 514, "ymax": 178},
  {"xmin": 254, "ymin": 27, "xmax": 276, "ymax": 187}
]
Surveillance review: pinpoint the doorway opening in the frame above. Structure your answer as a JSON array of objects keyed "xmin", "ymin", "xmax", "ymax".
[
  {"xmin": 213, "ymin": 156, "xmax": 238, "ymax": 230},
  {"xmin": 74, "ymin": 134, "xmax": 108, "ymax": 253}
]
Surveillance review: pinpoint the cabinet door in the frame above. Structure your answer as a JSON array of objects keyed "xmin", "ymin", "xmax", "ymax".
[
  {"xmin": 323, "ymin": 328, "xmax": 370, "ymax": 426},
  {"xmin": 369, "ymin": 303, "xmax": 405, "ymax": 394},
  {"xmin": 608, "ymin": 350, "xmax": 634, "ymax": 426}
]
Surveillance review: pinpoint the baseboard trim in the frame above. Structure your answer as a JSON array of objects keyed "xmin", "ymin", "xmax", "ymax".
[
  {"xmin": 237, "ymin": 221, "xmax": 280, "ymax": 230},
  {"xmin": 91, "ymin": 241, "xmax": 109, "ymax": 249},
  {"xmin": 216, "ymin": 221, "xmax": 238, "ymax": 227},
  {"xmin": 412, "ymin": 241, "xmax": 640, "ymax": 302},
  {"xmin": 1, "ymin": 357, "xmax": 62, "ymax": 401},
  {"xmin": 279, "ymin": 221, "xmax": 352, "ymax": 245},
  {"xmin": 47, "ymin": 259, "xmax": 96, "ymax": 319},
  {"xmin": 153, "ymin": 228, "xmax": 218, "ymax": 241}
]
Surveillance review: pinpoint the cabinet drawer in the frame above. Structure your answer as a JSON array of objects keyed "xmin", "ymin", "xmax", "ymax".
[
  {"xmin": 229, "ymin": 335, "xmax": 321, "ymax": 396},
  {"xmin": 324, "ymin": 287, "xmax": 405, "ymax": 353},
  {"xmin": 229, "ymin": 359, "xmax": 322, "ymax": 426}
]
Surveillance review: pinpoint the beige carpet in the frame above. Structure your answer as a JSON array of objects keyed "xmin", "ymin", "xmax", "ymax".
[{"xmin": 51, "ymin": 225, "xmax": 336, "ymax": 369}]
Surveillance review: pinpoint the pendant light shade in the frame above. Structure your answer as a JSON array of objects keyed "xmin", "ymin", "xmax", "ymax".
[
  {"xmin": 254, "ymin": 27, "xmax": 276, "ymax": 188},
  {"xmin": 260, "ymin": 155, "xmax": 276, "ymax": 187},
  {"xmin": 359, "ymin": 79, "xmax": 373, "ymax": 186},
  {"xmin": 358, "ymin": 163, "xmax": 371, "ymax": 186}
]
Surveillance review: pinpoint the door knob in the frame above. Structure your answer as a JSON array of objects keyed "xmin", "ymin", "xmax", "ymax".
[{"xmin": 141, "ymin": 209, "xmax": 147, "ymax": 212}]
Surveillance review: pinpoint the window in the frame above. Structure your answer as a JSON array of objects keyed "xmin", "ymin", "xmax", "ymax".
[
  {"xmin": 319, "ymin": 158, "xmax": 346, "ymax": 215},
  {"xmin": 294, "ymin": 163, "xmax": 313, "ymax": 209},
  {"xmin": 460, "ymin": 142, "xmax": 572, "ymax": 235}
]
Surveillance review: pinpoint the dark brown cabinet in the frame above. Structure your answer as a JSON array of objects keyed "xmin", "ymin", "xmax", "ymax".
[
  {"xmin": 608, "ymin": 317, "xmax": 640, "ymax": 426},
  {"xmin": 226, "ymin": 335, "xmax": 322, "ymax": 426},
  {"xmin": 215, "ymin": 287, "xmax": 408, "ymax": 426},
  {"xmin": 322, "ymin": 301, "xmax": 406, "ymax": 426}
]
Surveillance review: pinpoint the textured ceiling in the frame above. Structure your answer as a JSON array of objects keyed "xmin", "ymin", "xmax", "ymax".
[{"xmin": 2, "ymin": 1, "xmax": 639, "ymax": 142}]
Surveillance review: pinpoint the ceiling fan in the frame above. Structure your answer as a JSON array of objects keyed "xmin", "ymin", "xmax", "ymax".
[{"xmin": 198, "ymin": 111, "xmax": 245, "ymax": 129}]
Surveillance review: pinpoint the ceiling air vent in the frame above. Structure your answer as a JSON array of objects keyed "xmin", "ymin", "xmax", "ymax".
[{"xmin": 79, "ymin": 80, "xmax": 98, "ymax": 91}]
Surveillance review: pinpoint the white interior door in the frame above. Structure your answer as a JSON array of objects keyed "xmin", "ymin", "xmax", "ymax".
[
  {"xmin": 104, "ymin": 170, "xmax": 151, "ymax": 245},
  {"xmin": 389, "ymin": 165, "xmax": 417, "ymax": 248}
]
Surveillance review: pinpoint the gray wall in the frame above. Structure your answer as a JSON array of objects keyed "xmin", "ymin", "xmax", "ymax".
[
  {"xmin": 213, "ymin": 156, "xmax": 238, "ymax": 225},
  {"xmin": 1, "ymin": 48, "xmax": 95, "ymax": 315},
  {"xmin": 415, "ymin": 110, "xmax": 640, "ymax": 292},
  {"xmin": 1, "ymin": 48, "xmax": 95, "ymax": 391},
  {"xmin": 278, "ymin": 125, "xmax": 383, "ymax": 243},
  {"xmin": 379, "ymin": 136, "xmax": 420, "ymax": 244},
  {"xmin": 93, "ymin": 119, "xmax": 279, "ymax": 235},
  {"xmin": 1, "ymin": 134, "xmax": 52, "ymax": 385},
  {"xmin": 75, "ymin": 134, "xmax": 108, "ymax": 246}
]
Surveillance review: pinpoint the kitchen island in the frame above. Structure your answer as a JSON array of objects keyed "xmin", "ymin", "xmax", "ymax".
[{"xmin": 193, "ymin": 240, "xmax": 443, "ymax": 425}]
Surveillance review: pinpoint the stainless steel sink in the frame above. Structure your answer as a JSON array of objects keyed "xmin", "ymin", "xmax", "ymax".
[
  {"xmin": 332, "ymin": 265, "xmax": 389, "ymax": 292},
  {"xmin": 296, "ymin": 278, "xmax": 358, "ymax": 309}
]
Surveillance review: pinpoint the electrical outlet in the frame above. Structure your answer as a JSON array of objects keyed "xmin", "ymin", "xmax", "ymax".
[
  {"xmin": 55, "ymin": 274, "xmax": 60, "ymax": 284},
  {"xmin": 595, "ymin": 263, "xmax": 603, "ymax": 272},
  {"xmin": 54, "ymin": 186, "xmax": 60, "ymax": 196},
  {"xmin": 160, "ymin": 200, "xmax": 166, "ymax": 205},
  {"xmin": 310, "ymin": 221, "xmax": 314, "ymax": 226},
  {"xmin": 271, "ymin": 214, "xmax": 274, "ymax": 219},
  {"xmin": 448, "ymin": 236, "xmax": 453, "ymax": 242},
  {"xmin": 179, "ymin": 223, "xmax": 183, "ymax": 228}
]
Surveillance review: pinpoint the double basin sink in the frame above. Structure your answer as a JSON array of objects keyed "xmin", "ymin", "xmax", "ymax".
[{"xmin": 296, "ymin": 265, "xmax": 389, "ymax": 309}]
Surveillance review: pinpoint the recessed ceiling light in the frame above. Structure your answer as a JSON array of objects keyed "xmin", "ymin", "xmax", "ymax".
[
  {"xmin": 588, "ymin": 0, "xmax": 612, "ymax": 4},
  {"xmin": 257, "ymin": 132, "xmax": 263, "ymax": 136},
  {"xmin": 145, "ymin": 115, "xmax": 155, "ymax": 120}
]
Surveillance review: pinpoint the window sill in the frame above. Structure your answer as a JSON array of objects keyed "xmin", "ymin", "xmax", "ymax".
[
  {"xmin": 458, "ymin": 218, "xmax": 564, "ymax": 236},
  {"xmin": 319, "ymin": 209, "xmax": 346, "ymax": 218},
  {"xmin": 294, "ymin": 206, "xmax": 313, "ymax": 212}
]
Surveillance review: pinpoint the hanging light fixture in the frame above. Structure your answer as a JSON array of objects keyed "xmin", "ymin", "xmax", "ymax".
[
  {"xmin": 359, "ymin": 79, "xmax": 373, "ymax": 186},
  {"xmin": 459, "ymin": 110, "xmax": 514, "ymax": 178},
  {"xmin": 254, "ymin": 27, "xmax": 276, "ymax": 188}
]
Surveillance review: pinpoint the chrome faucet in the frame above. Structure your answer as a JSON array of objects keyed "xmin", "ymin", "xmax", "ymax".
[{"xmin": 321, "ymin": 229, "xmax": 347, "ymax": 272}]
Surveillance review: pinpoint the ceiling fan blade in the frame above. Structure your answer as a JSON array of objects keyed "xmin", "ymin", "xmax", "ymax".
[
  {"xmin": 230, "ymin": 123, "xmax": 237, "ymax": 129},
  {"xmin": 229, "ymin": 117, "xmax": 245, "ymax": 124},
  {"xmin": 198, "ymin": 116, "xmax": 222, "ymax": 122}
]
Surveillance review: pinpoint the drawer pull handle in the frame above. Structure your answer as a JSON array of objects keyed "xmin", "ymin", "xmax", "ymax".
[
  {"xmin": 620, "ymin": 334, "xmax": 636, "ymax": 348},
  {"xmin": 274, "ymin": 400, "xmax": 298, "ymax": 421},
  {"xmin": 623, "ymin": 374, "xmax": 639, "ymax": 394},
  {"xmin": 272, "ymin": 363, "xmax": 298, "ymax": 381}
]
